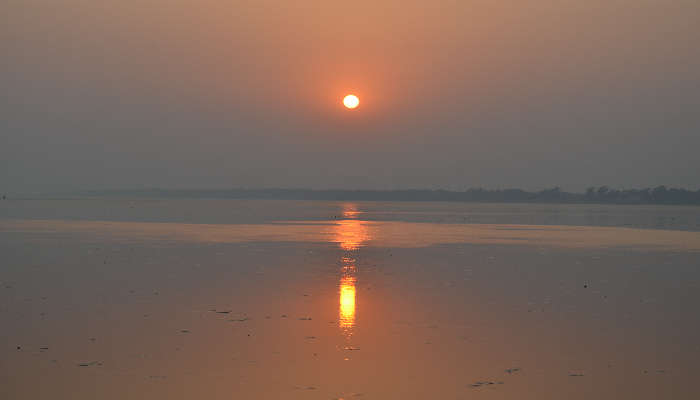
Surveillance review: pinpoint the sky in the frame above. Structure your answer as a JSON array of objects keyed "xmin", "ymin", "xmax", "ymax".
[{"xmin": 2, "ymin": 0, "xmax": 699, "ymax": 193}]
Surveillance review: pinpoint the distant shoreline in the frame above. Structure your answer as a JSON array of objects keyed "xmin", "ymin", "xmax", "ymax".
[{"xmin": 16, "ymin": 186, "xmax": 700, "ymax": 206}]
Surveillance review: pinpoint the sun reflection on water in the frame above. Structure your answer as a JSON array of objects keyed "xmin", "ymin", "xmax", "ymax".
[
  {"xmin": 334, "ymin": 204, "xmax": 370, "ymax": 337},
  {"xmin": 339, "ymin": 274, "xmax": 357, "ymax": 329},
  {"xmin": 334, "ymin": 220, "xmax": 370, "ymax": 251}
]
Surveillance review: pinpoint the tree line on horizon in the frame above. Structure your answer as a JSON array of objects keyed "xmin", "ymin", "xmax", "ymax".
[{"xmin": 80, "ymin": 185, "xmax": 700, "ymax": 205}]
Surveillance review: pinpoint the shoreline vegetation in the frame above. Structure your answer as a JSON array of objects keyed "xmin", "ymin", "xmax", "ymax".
[{"xmin": 26, "ymin": 186, "xmax": 700, "ymax": 205}]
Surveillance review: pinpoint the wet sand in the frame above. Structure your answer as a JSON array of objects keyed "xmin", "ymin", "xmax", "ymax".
[{"xmin": 1, "ymin": 200, "xmax": 699, "ymax": 399}]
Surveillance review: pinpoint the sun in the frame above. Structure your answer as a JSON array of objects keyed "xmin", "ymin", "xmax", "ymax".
[{"xmin": 343, "ymin": 94, "xmax": 359, "ymax": 109}]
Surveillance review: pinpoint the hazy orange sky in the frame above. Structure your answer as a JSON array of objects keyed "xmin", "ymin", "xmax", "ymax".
[{"xmin": 3, "ymin": 0, "xmax": 699, "ymax": 192}]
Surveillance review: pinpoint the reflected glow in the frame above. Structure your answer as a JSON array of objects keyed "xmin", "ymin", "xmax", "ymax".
[
  {"xmin": 342, "ymin": 206, "xmax": 360, "ymax": 219},
  {"xmin": 333, "ymin": 204, "xmax": 370, "ymax": 251},
  {"xmin": 335, "ymin": 204, "xmax": 368, "ymax": 336},
  {"xmin": 339, "ymin": 275, "xmax": 356, "ymax": 329},
  {"xmin": 334, "ymin": 219, "xmax": 370, "ymax": 251}
]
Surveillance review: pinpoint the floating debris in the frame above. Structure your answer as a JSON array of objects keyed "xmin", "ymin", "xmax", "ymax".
[
  {"xmin": 229, "ymin": 317, "xmax": 249, "ymax": 322},
  {"xmin": 469, "ymin": 381, "xmax": 496, "ymax": 388},
  {"xmin": 305, "ymin": 336, "xmax": 317, "ymax": 339},
  {"xmin": 180, "ymin": 329, "xmax": 190, "ymax": 333},
  {"xmin": 343, "ymin": 346, "xmax": 360, "ymax": 351},
  {"xmin": 293, "ymin": 385, "xmax": 318, "ymax": 391},
  {"xmin": 298, "ymin": 317, "xmax": 312, "ymax": 321},
  {"xmin": 505, "ymin": 368, "xmax": 521, "ymax": 374},
  {"xmin": 78, "ymin": 361, "xmax": 101, "ymax": 367},
  {"xmin": 568, "ymin": 373, "xmax": 585, "ymax": 377}
]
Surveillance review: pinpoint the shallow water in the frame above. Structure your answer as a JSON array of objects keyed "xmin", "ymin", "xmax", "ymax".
[
  {"xmin": 3, "ymin": 198, "xmax": 700, "ymax": 230},
  {"xmin": 1, "ymin": 200, "xmax": 699, "ymax": 399}
]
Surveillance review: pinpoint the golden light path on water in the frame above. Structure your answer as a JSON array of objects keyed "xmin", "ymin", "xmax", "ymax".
[
  {"xmin": 333, "ymin": 205, "xmax": 371, "ymax": 337},
  {"xmin": 339, "ymin": 274, "xmax": 356, "ymax": 330}
]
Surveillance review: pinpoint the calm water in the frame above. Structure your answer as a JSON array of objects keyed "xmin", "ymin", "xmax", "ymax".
[{"xmin": 1, "ymin": 199, "xmax": 699, "ymax": 399}]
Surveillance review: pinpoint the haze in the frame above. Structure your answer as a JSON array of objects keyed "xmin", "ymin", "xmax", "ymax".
[{"xmin": 3, "ymin": 0, "xmax": 699, "ymax": 193}]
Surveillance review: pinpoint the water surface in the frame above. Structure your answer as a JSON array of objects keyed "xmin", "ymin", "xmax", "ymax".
[{"xmin": 1, "ymin": 200, "xmax": 699, "ymax": 399}]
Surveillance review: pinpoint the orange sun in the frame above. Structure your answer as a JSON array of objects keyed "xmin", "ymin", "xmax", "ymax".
[{"xmin": 343, "ymin": 94, "xmax": 359, "ymax": 109}]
